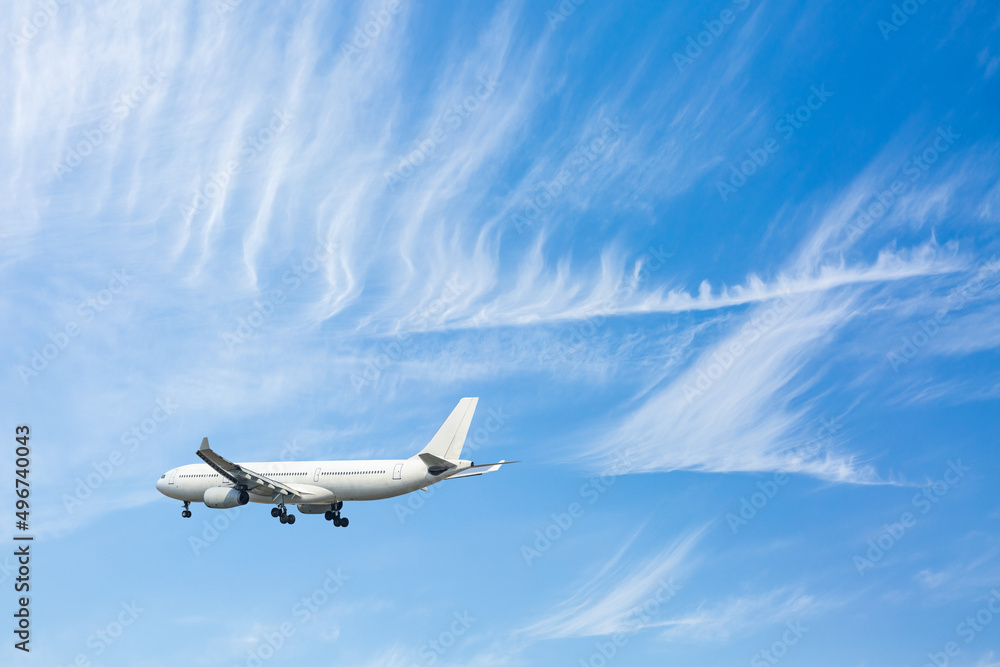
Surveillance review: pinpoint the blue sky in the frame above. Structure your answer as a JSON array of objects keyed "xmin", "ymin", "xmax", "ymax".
[{"xmin": 2, "ymin": 0, "xmax": 1000, "ymax": 665}]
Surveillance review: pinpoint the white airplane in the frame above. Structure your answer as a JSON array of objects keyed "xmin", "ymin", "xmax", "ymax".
[{"xmin": 155, "ymin": 398, "xmax": 515, "ymax": 526}]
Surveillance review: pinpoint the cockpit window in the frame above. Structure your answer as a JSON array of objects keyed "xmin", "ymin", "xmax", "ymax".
[{"xmin": 160, "ymin": 474, "xmax": 166, "ymax": 479}]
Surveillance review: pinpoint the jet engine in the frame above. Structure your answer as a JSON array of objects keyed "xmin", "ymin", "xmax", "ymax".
[{"xmin": 204, "ymin": 487, "xmax": 249, "ymax": 508}]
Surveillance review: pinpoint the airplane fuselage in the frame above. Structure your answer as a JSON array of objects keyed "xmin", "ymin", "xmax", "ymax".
[{"xmin": 156, "ymin": 455, "xmax": 467, "ymax": 506}]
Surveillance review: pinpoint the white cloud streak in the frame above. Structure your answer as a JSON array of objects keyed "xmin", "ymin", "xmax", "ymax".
[
  {"xmin": 523, "ymin": 526, "xmax": 705, "ymax": 639},
  {"xmin": 657, "ymin": 588, "xmax": 819, "ymax": 642}
]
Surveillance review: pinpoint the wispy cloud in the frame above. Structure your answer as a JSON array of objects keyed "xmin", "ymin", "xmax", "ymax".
[
  {"xmin": 523, "ymin": 526, "xmax": 704, "ymax": 638},
  {"xmin": 578, "ymin": 135, "xmax": 998, "ymax": 483},
  {"xmin": 658, "ymin": 588, "xmax": 820, "ymax": 642}
]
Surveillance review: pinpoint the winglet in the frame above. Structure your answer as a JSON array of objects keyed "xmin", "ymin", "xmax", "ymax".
[{"xmin": 200, "ymin": 437, "xmax": 210, "ymax": 451}]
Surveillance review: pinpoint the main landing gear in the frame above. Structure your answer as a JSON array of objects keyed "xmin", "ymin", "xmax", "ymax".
[
  {"xmin": 270, "ymin": 503, "xmax": 296, "ymax": 525},
  {"xmin": 181, "ymin": 501, "xmax": 191, "ymax": 518},
  {"xmin": 323, "ymin": 501, "xmax": 348, "ymax": 527}
]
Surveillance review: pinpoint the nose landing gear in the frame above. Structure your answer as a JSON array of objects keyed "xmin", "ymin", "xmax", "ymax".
[{"xmin": 181, "ymin": 501, "xmax": 191, "ymax": 518}]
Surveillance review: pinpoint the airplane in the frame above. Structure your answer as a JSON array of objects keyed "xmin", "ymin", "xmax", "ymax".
[{"xmin": 155, "ymin": 397, "xmax": 516, "ymax": 526}]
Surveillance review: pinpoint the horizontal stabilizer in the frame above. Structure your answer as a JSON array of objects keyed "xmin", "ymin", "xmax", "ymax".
[
  {"xmin": 446, "ymin": 459, "xmax": 519, "ymax": 479},
  {"xmin": 419, "ymin": 452, "xmax": 457, "ymax": 475}
]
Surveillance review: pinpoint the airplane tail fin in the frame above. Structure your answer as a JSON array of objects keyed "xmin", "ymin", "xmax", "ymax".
[{"xmin": 419, "ymin": 397, "xmax": 478, "ymax": 461}]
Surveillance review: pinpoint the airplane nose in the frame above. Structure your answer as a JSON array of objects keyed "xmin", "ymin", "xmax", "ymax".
[{"xmin": 155, "ymin": 475, "xmax": 166, "ymax": 494}]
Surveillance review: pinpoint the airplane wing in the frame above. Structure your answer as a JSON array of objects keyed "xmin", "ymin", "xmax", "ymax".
[
  {"xmin": 196, "ymin": 437, "xmax": 307, "ymax": 502},
  {"xmin": 445, "ymin": 459, "xmax": 519, "ymax": 479}
]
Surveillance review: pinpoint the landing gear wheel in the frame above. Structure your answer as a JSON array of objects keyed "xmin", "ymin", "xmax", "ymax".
[
  {"xmin": 325, "ymin": 510, "xmax": 334, "ymax": 521},
  {"xmin": 279, "ymin": 514, "xmax": 288, "ymax": 524},
  {"xmin": 181, "ymin": 510, "xmax": 191, "ymax": 518},
  {"xmin": 181, "ymin": 502, "xmax": 191, "ymax": 518},
  {"xmin": 286, "ymin": 514, "xmax": 295, "ymax": 525},
  {"xmin": 340, "ymin": 517, "xmax": 349, "ymax": 527},
  {"xmin": 271, "ymin": 507, "xmax": 281, "ymax": 518},
  {"xmin": 333, "ymin": 517, "xmax": 342, "ymax": 527}
]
